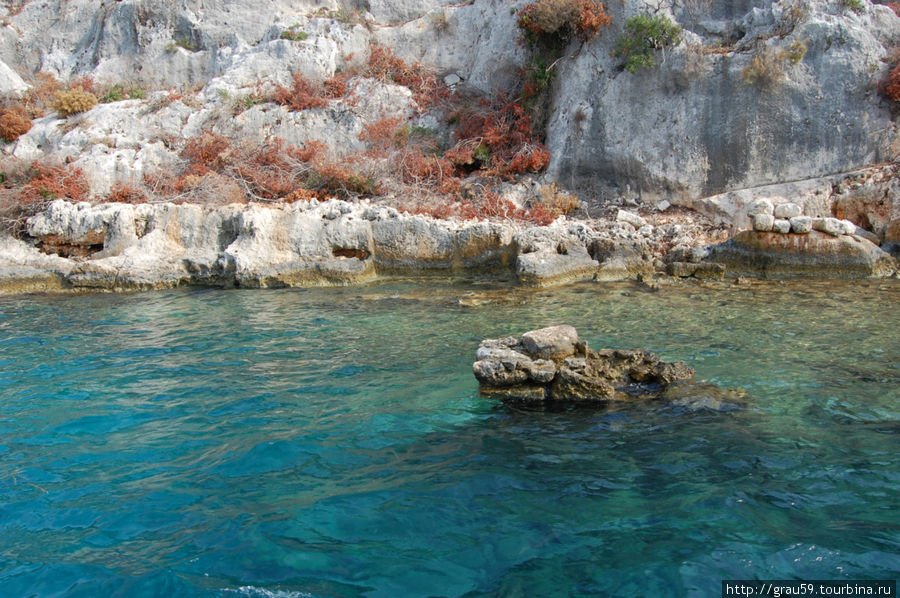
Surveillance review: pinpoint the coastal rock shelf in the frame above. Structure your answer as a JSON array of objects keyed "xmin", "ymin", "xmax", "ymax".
[
  {"xmin": 2, "ymin": 198, "xmax": 601, "ymax": 292},
  {"xmin": 1, "ymin": 197, "xmax": 897, "ymax": 295},
  {"xmin": 703, "ymin": 199, "xmax": 899, "ymax": 279},
  {"xmin": 473, "ymin": 325, "xmax": 699, "ymax": 406}
]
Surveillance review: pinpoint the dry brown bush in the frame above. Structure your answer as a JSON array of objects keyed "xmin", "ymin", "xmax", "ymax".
[
  {"xmin": 22, "ymin": 72, "xmax": 61, "ymax": 118},
  {"xmin": 535, "ymin": 182, "xmax": 580, "ymax": 216},
  {"xmin": 52, "ymin": 89, "xmax": 98, "ymax": 116},
  {"xmin": 741, "ymin": 46, "xmax": 785, "ymax": 89},
  {"xmin": 0, "ymin": 105, "xmax": 32, "ymax": 142}
]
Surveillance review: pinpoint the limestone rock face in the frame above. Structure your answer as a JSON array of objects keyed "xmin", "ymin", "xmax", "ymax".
[
  {"xmin": 473, "ymin": 326, "xmax": 695, "ymax": 405},
  {"xmin": 708, "ymin": 230, "xmax": 899, "ymax": 279},
  {"xmin": 514, "ymin": 227, "xmax": 598, "ymax": 286},
  {"xmin": 546, "ymin": 1, "xmax": 899, "ymax": 201}
]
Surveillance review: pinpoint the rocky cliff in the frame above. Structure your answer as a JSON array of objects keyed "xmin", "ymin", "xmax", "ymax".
[
  {"xmin": 0, "ymin": 0, "xmax": 898, "ymax": 292},
  {"xmin": 1, "ymin": 0, "xmax": 897, "ymax": 201}
]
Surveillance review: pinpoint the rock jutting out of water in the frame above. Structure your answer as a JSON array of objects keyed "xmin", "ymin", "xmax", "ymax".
[{"xmin": 473, "ymin": 325, "xmax": 709, "ymax": 406}]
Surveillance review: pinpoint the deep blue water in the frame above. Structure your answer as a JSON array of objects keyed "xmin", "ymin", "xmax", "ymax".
[{"xmin": 0, "ymin": 279, "xmax": 898, "ymax": 597}]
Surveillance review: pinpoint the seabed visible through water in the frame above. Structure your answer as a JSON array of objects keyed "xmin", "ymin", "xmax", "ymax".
[{"xmin": 0, "ymin": 278, "xmax": 898, "ymax": 597}]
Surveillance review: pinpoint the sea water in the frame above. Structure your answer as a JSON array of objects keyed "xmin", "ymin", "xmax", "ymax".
[{"xmin": 0, "ymin": 279, "xmax": 897, "ymax": 597}]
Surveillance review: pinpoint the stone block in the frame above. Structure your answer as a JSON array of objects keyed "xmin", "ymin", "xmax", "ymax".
[
  {"xmin": 813, "ymin": 217, "xmax": 844, "ymax": 237},
  {"xmin": 753, "ymin": 214, "xmax": 775, "ymax": 231},
  {"xmin": 790, "ymin": 216, "xmax": 813, "ymax": 234},
  {"xmin": 774, "ymin": 203, "xmax": 802, "ymax": 219},
  {"xmin": 748, "ymin": 199, "xmax": 774, "ymax": 216},
  {"xmin": 616, "ymin": 210, "xmax": 647, "ymax": 228},
  {"xmin": 773, "ymin": 219, "xmax": 791, "ymax": 234}
]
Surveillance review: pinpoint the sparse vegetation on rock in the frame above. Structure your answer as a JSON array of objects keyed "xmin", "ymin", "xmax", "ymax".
[{"xmin": 614, "ymin": 13, "xmax": 683, "ymax": 73}]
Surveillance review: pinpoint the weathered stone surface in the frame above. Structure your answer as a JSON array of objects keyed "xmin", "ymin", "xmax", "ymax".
[
  {"xmin": 667, "ymin": 261, "xmax": 699, "ymax": 278},
  {"xmin": 667, "ymin": 261, "xmax": 724, "ymax": 279},
  {"xmin": 707, "ymin": 230, "xmax": 899, "ymax": 279},
  {"xmin": 519, "ymin": 325, "xmax": 579, "ymax": 362},
  {"xmin": 885, "ymin": 220, "xmax": 900, "ymax": 243},
  {"xmin": 813, "ymin": 217, "xmax": 846, "ymax": 237},
  {"xmin": 790, "ymin": 216, "xmax": 813, "ymax": 234},
  {"xmin": 616, "ymin": 210, "xmax": 647, "ymax": 229},
  {"xmin": 748, "ymin": 198, "xmax": 775, "ymax": 217},
  {"xmin": 546, "ymin": 2, "xmax": 898, "ymax": 201},
  {"xmin": 753, "ymin": 214, "xmax": 775, "ymax": 232},
  {"xmin": 772, "ymin": 219, "xmax": 792, "ymax": 234},
  {"xmin": 774, "ymin": 203, "xmax": 802, "ymax": 219},
  {"xmin": 692, "ymin": 262, "xmax": 726, "ymax": 279},
  {"xmin": 473, "ymin": 327, "xmax": 696, "ymax": 405},
  {"xmin": 514, "ymin": 227, "xmax": 598, "ymax": 287}
]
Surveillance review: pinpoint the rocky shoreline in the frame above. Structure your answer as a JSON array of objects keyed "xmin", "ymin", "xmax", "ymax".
[{"xmin": 0, "ymin": 187, "xmax": 898, "ymax": 295}]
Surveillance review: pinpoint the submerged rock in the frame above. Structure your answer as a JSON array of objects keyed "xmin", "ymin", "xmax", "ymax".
[{"xmin": 473, "ymin": 325, "xmax": 697, "ymax": 406}]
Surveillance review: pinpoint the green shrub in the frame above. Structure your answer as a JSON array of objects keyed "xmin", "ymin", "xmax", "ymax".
[
  {"xmin": 614, "ymin": 14, "xmax": 683, "ymax": 73},
  {"xmin": 52, "ymin": 89, "xmax": 98, "ymax": 116},
  {"xmin": 280, "ymin": 29, "xmax": 308, "ymax": 42},
  {"xmin": 99, "ymin": 83, "xmax": 146, "ymax": 103},
  {"xmin": 843, "ymin": 0, "xmax": 865, "ymax": 13}
]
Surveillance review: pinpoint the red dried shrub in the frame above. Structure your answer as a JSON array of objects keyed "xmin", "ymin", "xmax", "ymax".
[
  {"xmin": 104, "ymin": 182, "xmax": 147, "ymax": 204},
  {"xmin": 309, "ymin": 159, "xmax": 380, "ymax": 198},
  {"xmin": 272, "ymin": 73, "xmax": 329, "ymax": 111},
  {"xmin": 179, "ymin": 131, "xmax": 232, "ymax": 177},
  {"xmin": 516, "ymin": 0, "xmax": 611, "ymax": 44},
  {"xmin": 403, "ymin": 192, "xmax": 557, "ymax": 224},
  {"xmin": 358, "ymin": 117, "xmax": 405, "ymax": 156},
  {"xmin": 21, "ymin": 163, "xmax": 90, "ymax": 203},
  {"xmin": 446, "ymin": 93, "xmax": 550, "ymax": 177},
  {"xmin": 323, "ymin": 72, "xmax": 352, "ymax": 100},
  {"xmin": 230, "ymin": 138, "xmax": 322, "ymax": 200},
  {"xmin": 68, "ymin": 75, "xmax": 97, "ymax": 94},
  {"xmin": 888, "ymin": 2, "xmax": 900, "ymax": 17},
  {"xmin": 879, "ymin": 59, "xmax": 900, "ymax": 102},
  {"xmin": 22, "ymin": 72, "xmax": 61, "ymax": 119},
  {"xmin": 362, "ymin": 45, "xmax": 450, "ymax": 110},
  {"xmin": 0, "ymin": 105, "xmax": 32, "ymax": 142}
]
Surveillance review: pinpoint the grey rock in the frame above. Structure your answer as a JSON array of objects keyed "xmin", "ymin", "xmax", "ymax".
[
  {"xmin": 773, "ymin": 203, "xmax": 802, "ymax": 219},
  {"xmin": 514, "ymin": 227, "xmax": 598, "ymax": 286},
  {"xmin": 753, "ymin": 214, "xmax": 775, "ymax": 232},
  {"xmin": 748, "ymin": 198, "xmax": 775, "ymax": 217},
  {"xmin": 519, "ymin": 325, "xmax": 579, "ymax": 362},
  {"xmin": 707, "ymin": 230, "xmax": 899, "ymax": 279},
  {"xmin": 773, "ymin": 219, "xmax": 792, "ymax": 234},
  {"xmin": 617, "ymin": 209, "xmax": 647, "ymax": 229},
  {"xmin": 790, "ymin": 216, "xmax": 813, "ymax": 234},
  {"xmin": 813, "ymin": 217, "xmax": 845, "ymax": 237},
  {"xmin": 474, "ymin": 327, "xmax": 697, "ymax": 405}
]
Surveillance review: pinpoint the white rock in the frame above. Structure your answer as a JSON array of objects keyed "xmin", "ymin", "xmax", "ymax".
[
  {"xmin": 748, "ymin": 199, "xmax": 775, "ymax": 217},
  {"xmin": 773, "ymin": 203, "xmax": 802, "ymax": 219},
  {"xmin": 839, "ymin": 219, "xmax": 858, "ymax": 236},
  {"xmin": 790, "ymin": 216, "xmax": 813, "ymax": 234},
  {"xmin": 753, "ymin": 214, "xmax": 775, "ymax": 232},
  {"xmin": 0, "ymin": 59, "xmax": 28, "ymax": 96},
  {"xmin": 616, "ymin": 210, "xmax": 647, "ymax": 229},
  {"xmin": 813, "ymin": 217, "xmax": 845, "ymax": 237},
  {"xmin": 772, "ymin": 219, "xmax": 791, "ymax": 234}
]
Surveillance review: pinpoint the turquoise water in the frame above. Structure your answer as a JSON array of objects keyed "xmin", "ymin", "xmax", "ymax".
[{"xmin": 0, "ymin": 279, "xmax": 898, "ymax": 597}]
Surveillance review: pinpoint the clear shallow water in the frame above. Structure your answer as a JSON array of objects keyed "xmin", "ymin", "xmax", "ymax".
[{"xmin": 0, "ymin": 279, "xmax": 898, "ymax": 597}]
